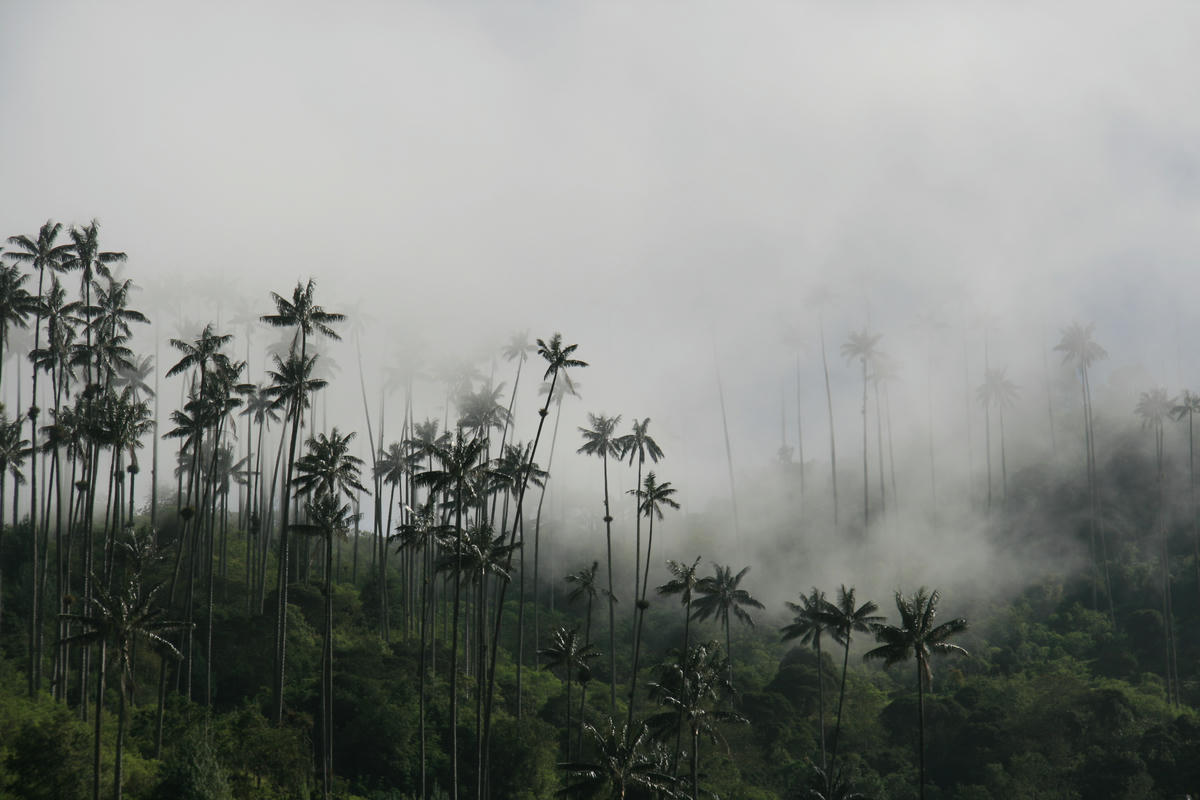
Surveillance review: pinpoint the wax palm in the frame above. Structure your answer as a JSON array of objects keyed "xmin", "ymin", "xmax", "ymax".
[
  {"xmin": 413, "ymin": 428, "xmax": 485, "ymax": 798},
  {"xmin": 822, "ymin": 586, "xmax": 883, "ymax": 766},
  {"xmin": 62, "ymin": 573, "xmax": 187, "ymax": 800},
  {"xmin": 841, "ymin": 329, "xmax": 883, "ymax": 530},
  {"xmin": 627, "ymin": 472, "xmax": 679, "ymax": 722},
  {"xmin": 1055, "ymin": 322, "xmax": 1111, "ymax": 618},
  {"xmin": 540, "ymin": 625, "xmax": 601, "ymax": 758},
  {"xmin": 1137, "ymin": 386, "xmax": 1179, "ymax": 705},
  {"xmin": 864, "ymin": 588, "xmax": 967, "ymax": 800},
  {"xmin": 782, "ymin": 587, "xmax": 833, "ymax": 771},
  {"xmin": 558, "ymin": 718, "xmax": 678, "ymax": 800},
  {"xmin": 457, "ymin": 380, "xmax": 510, "ymax": 442},
  {"xmin": 0, "ymin": 414, "xmax": 29, "ymax": 634},
  {"xmin": 579, "ymin": 412, "xmax": 623, "ymax": 714},
  {"xmin": 0, "ymin": 260, "xmax": 35, "ymax": 392},
  {"xmin": 497, "ymin": 329, "xmax": 534, "ymax": 455},
  {"xmin": 616, "ymin": 417, "xmax": 665, "ymax": 649},
  {"xmin": 566, "ymin": 560, "xmax": 610, "ymax": 749},
  {"xmin": 692, "ymin": 563, "xmax": 764, "ymax": 691},
  {"xmin": 294, "ymin": 427, "xmax": 367, "ymax": 501},
  {"xmin": 1171, "ymin": 390, "xmax": 1200, "ymax": 606},
  {"xmin": 646, "ymin": 641, "xmax": 746, "ymax": 800},
  {"xmin": 977, "ymin": 367, "xmax": 1019, "ymax": 506},
  {"xmin": 291, "ymin": 493, "xmax": 357, "ymax": 800}
]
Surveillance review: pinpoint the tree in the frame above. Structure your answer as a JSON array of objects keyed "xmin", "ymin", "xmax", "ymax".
[
  {"xmin": 578, "ymin": 412, "xmax": 623, "ymax": 715},
  {"xmin": 864, "ymin": 588, "xmax": 968, "ymax": 800},
  {"xmin": 821, "ymin": 585, "xmax": 882, "ymax": 766},
  {"xmin": 977, "ymin": 367, "xmax": 1019, "ymax": 507},
  {"xmin": 1171, "ymin": 390, "xmax": 1200, "ymax": 604},
  {"xmin": 781, "ymin": 587, "xmax": 832, "ymax": 772},
  {"xmin": 540, "ymin": 625, "xmax": 600, "ymax": 759},
  {"xmin": 647, "ymin": 641, "xmax": 745, "ymax": 800},
  {"xmin": 261, "ymin": 279, "xmax": 343, "ymax": 724},
  {"xmin": 627, "ymin": 471, "xmax": 678, "ymax": 724},
  {"xmin": 0, "ymin": 259, "xmax": 35, "ymax": 391},
  {"xmin": 1055, "ymin": 322, "xmax": 1112, "ymax": 619},
  {"xmin": 0, "ymin": 413, "xmax": 29, "ymax": 633},
  {"xmin": 615, "ymin": 418, "xmax": 664, "ymax": 649},
  {"xmin": 62, "ymin": 567, "xmax": 188, "ymax": 800},
  {"xmin": 558, "ymin": 719, "xmax": 677, "ymax": 800},
  {"xmin": 1136, "ymin": 386, "xmax": 1179, "ymax": 706},
  {"xmin": 692, "ymin": 563, "xmax": 764, "ymax": 692},
  {"xmin": 841, "ymin": 329, "xmax": 883, "ymax": 531},
  {"xmin": 291, "ymin": 493, "xmax": 358, "ymax": 800}
]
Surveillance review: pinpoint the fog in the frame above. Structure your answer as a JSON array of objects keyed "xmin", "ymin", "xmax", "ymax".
[{"xmin": 3, "ymin": 1, "xmax": 1200, "ymax": 615}]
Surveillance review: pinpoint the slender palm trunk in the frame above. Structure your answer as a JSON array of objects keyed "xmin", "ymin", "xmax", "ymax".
[
  {"xmin": 816, "ymin": 635, "xmax": 826, "ymax": 772},
  {"xmin": 820, "ymin": 319, "xmax": 838, "ymax": 528},
  {"xmin": 714, "ymin": 366, "xmax": 739, "ymax": 543},
  {"xmin": 831, "ymin": 638, "xmax": 851, "ymax": 767},
  {"xmin": 601, "ymin": 449, "xmax": 616, "ymax": 716},
  {"xmin": 860, "ymin": 358, "xmax": 869, "ymax": 530},
  {"xmin": 916, "ymin": 660, "xmax": 926, "ymax": 800}
]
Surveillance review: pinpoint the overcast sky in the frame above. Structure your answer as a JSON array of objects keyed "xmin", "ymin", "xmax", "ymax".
[{"xmin": 3, "ymin": 2, "xmax": 1200, "ymax": 567}]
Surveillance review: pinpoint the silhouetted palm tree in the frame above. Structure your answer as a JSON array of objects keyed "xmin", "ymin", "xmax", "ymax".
[
  {"xmin": 0, "ymin": 414, "xmax": 28, "ymax": 633},
  {"xmin": 864, "ymin": 588, "xmax": 968, "ymax": 800},
  {"xmin": 627, "ymin": 471, "xmax": 679, "ymax": 723},
  {"xmin": 977, "ymin": 367, "xmax": 1019, "ymax": 506},
  {"xmin": 841, "ymin": 329, "xmax": 883, "ymax": 531},
  {"xmin": 578, "ymin": 412, "xmax": 623, "ymax": 715},
  {"xmin": 822, "ymin": 585, "xmax": 883, "ymax": 766},
  {"xmin": 809, "ymin": 286, "xmax": 839, "ymax": 528},
  {"xmin": 647, "ymin": 641, "xmax": 746, "ymax": 800},
  {"xmin": 616, "ymin": 417, "xmax": 664, "ymax": 645},
  {"xmin": 1055, "ymin": 322, "xmax": 1112, "ymax": 619},
  {"xmin": 558, "ymin": 718, "xmax": 677, "ymax": 800},
  {"xmin": 1137, "ymin": 387, "xmax": 1179, "ymax": 706},
  {"xmin": 540, "ymin": 625, "xmax": 600, "ymax": 759},
  {"xmin": 782, "ymin": 587, "xmax": 832, "ymax": 771},
  {"xmin": 692, "ymin": 563, "xmax": 764, "ymax": 692},
  {"xmin": 1171, "ymin": 390, "xmax": 1200, "ymax": 604}
]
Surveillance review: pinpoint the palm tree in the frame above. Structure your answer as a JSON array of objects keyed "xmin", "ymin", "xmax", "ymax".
[
  {"xmin": 646, "ymin": 641, "xmax": 745, "ymax": 800},
  {"xmin": 291, "ymin": 493, "xmax": 357, "ymax": 800},
  {"xmin": 977, "ymin": 367, "xmax": 1019, "ymax": 507},
  {"xmin": 62, "ymin": 570, "xmax": 188, "ymax": 800},
  {"xmin": 1136, "ymin": 387, "xmax": 1179, "ymax": 706},
  {"xmin": 1055, "ymin": 322, "xmax": 1111, "ymax": 619},
  {"xmin": 809, "ymin": 286, "xmax": 839, "ymax": 528},
  {"xmin": 414, "ymin": 429, "xmax": 485, "ymax": 800},
  {"xmin": 0, "ymin": 414, "xmax": 29, "ymax": 633},
  {"xmin": 1171, "ymin": 390, "xmax": 1200, "ymax": 603},
  {"xmin": 692, "ymin": 563, "xmax": 764, "ymax": 692},
  {"xmin": 540, "ymin": 625, "xmax": 600, "ymax": 759},
  {"xmin": 496, "ymin": 329, "xmax": 533, "ymax": 467},
  {"xmin": 627, "ymin": 471, "xmax": 679, "ymax": 724},
  {"xmin": 781, "ymin": 587, "xmax": 832, "ymax": 771},
  {"xmin": 821, "ymin": 586, "xmax": 882, "ymax": 766},
  {"xmin": 841, "ymin": 329, "xmax": 883, "ymax": 531},
  {"xmin": 261, "ymin": 279, "xmax": 343, "ymax": 723},
  {"xmin": 578, "ymin": 412, "xmax": 623, "ymax": 715},
  {"xmin": 565, "ymin": 561, "xmax": 608, "ymax": 748},
  {"xmin": 864, "ymin": 588, "xmax": 968, "ymax": 800},
  {"xmin": 0, "ymin": 259, "xmax": 35, "ymax": 393},
  {"xmin": 558, "ymin": 718, "xmax": 678, "ymax": 800},
  {"xmin": 615, "ymin": 418, "xmax": 664, "ymax": 645}
]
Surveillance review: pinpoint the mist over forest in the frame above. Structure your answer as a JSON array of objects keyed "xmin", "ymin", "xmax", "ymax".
[{"xmin": 3, "ymin": 3, "xmax": 1200, "ymax": 799}]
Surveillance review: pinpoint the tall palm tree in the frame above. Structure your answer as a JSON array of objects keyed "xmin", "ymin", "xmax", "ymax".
[
  {"xmin": 578, "ymin": 412, "xmax": 623, "ymax": 715},
  {"xmin": 977, "ymin": 367, "xmax": 1019, "ymax": 507},
  {"xmin": 1136, "ymin": 387, "xmax": 1179, "ymax": 706},
  {"xmin": 291, "ymin": 493, "xmax": 357, "ymax": 800},
  {"xmin": 821, "ymin": 585, "xmax": 882, "ymax": 766},
  {"xmin": 565, "ymin": 561, "xmax": 605, "ymax": 748},
  {"xmin": 496, "ymin": 330, "xmax": 533, "ymax": 468},
  {"xmin": 781, "ymin": 587, "xmax": 832, "ymax": 772},
  {"xmin": 646, "ymin": 641, "xmax": 745, "ymax": 800},
  {"xmin": 1170, "ymin": 390, "xmax": 1200, "ymax": 603},
  {"xmin": 615, "ymin": 418, "xmax": 664, "ymax": 645},
  {"xmin": 692, "ymin": 563, "xmax": 764, "ymax": 692},
  {"xmin": 540, "ymin": 625, "xmax": 600, "ymax": 759},
  {"xmin": 627, "ymin": 471, "xmax": 678, "ymax": 724},
  {"xmin": 808, "ymin": 286, "xmax": 839, "ymax": 527},
  {"xmin": 262, "ymin": 279, "xmax": 342, "ymax": 723},
  {"xmin": 414, "ymin": 429, "xmax": 485, "ymax": 800},
  {"xmin": 62, "ymin": 572, "xmax": 188, "ymax": 800},
  {"xmin": 841, "ymin": 329, "xmax": 883, "ymax": 531},
  {"xmin": 864, "ymin": 588, "xmax": 968, "ymax": 800},
  {"xmin": 1055, "ymin": 322, "xmax": 1111, "ymax": 619},
  {"xmin": 0, "ymin": 414, "xmax": 29, "ymax": 633},
  {"xmin": 558, "ymin": 718, "xmax": 677, "ymax": 800},
  {"xmin": 0, "ymin": 260, "xmax": 35, "ymax": 393}
]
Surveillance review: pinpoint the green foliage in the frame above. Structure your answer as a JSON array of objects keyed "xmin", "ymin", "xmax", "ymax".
[{"xmin": 155, "ymin": 726, "xmax": 232, "ymax": 800}]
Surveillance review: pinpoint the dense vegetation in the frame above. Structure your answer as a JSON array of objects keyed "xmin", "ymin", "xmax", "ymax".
[{"xmin": 0, "ymin": 220, "xmax": 1198, "ymax": 799}]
